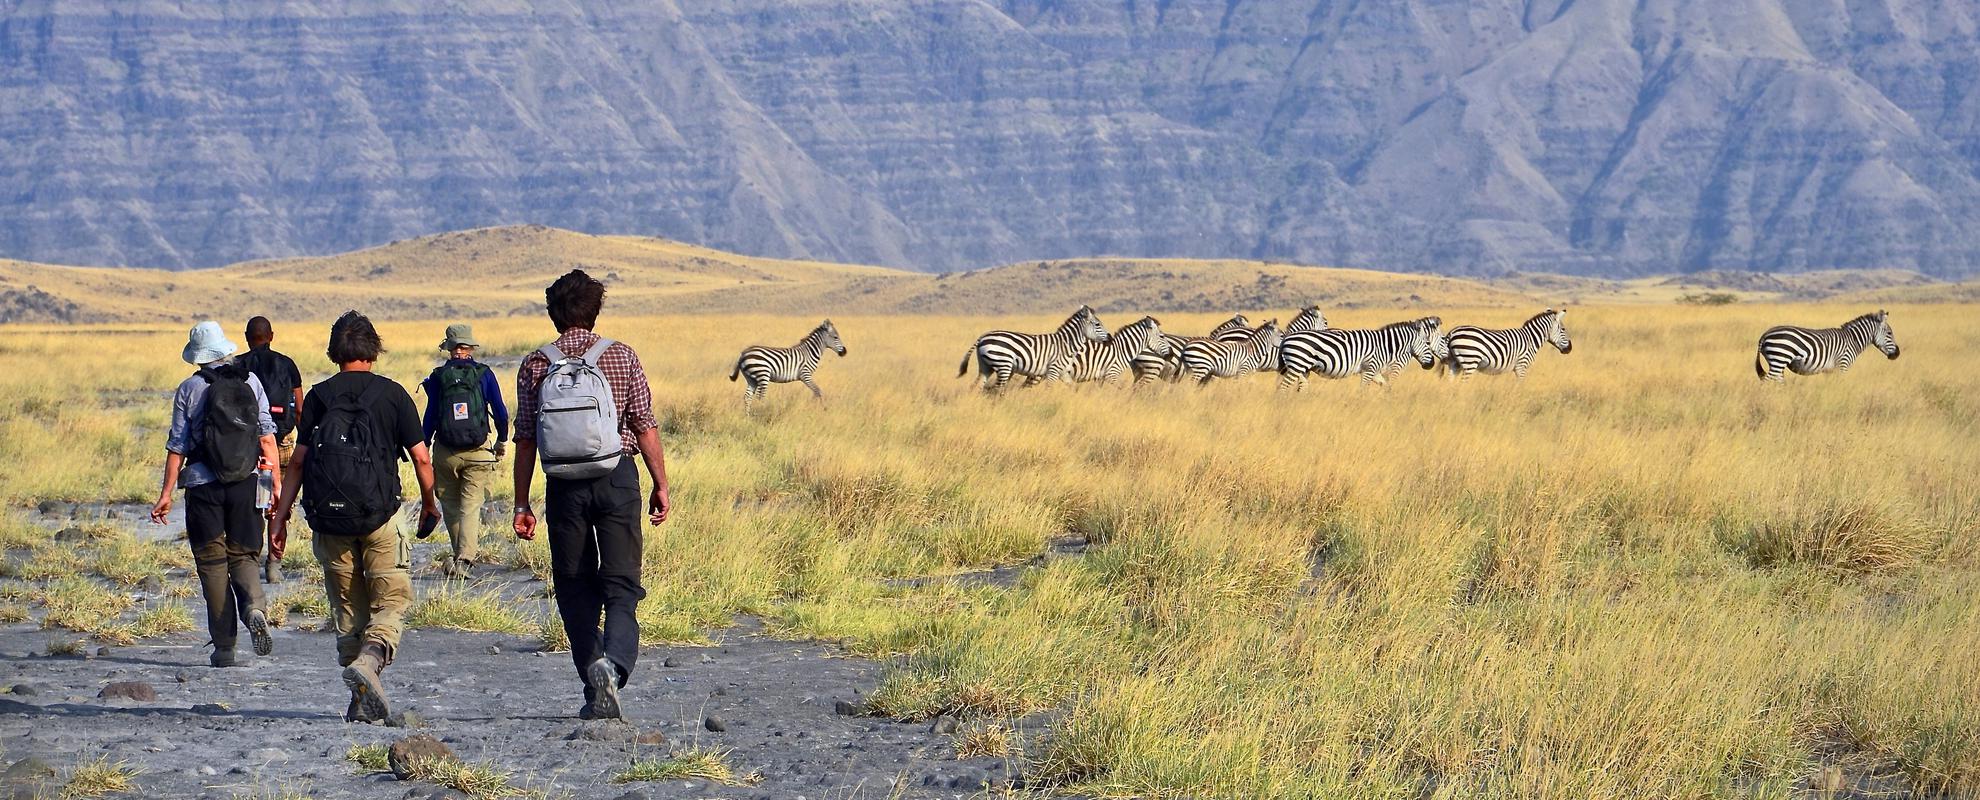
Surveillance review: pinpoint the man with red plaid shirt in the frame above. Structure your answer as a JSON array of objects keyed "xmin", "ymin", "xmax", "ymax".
[{"xmin": 511, "ymin": 269, "xmax": 672, "ymax": 720}]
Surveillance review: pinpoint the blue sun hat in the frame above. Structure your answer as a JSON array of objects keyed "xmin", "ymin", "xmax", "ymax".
[{"xmin": 181, "ymin": 320, "xmax": 239, "ymax": 365}]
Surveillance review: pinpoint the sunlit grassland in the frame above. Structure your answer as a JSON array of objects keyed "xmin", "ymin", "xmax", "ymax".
[{"xmin": 1, "ymin": 304, "xmax": 1976, "ymax": 798}]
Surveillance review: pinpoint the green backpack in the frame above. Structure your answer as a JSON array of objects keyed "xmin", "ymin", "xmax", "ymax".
[{"xmin": 433, "ymin": 363, "xmax": 491, "ymax": 449}]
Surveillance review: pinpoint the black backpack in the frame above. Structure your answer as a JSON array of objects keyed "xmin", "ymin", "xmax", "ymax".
[
  {"xmin": 301, "ymin": 377, "xmax": 400, "ymax": 536},
  {"xmin": 239, "ymin": 348, "xmax": 298, "ymax": 438},
  {"xmin": 432, "ymin": 362, "xmax": 490, "ymax": 449},
  {"xmin": 195, "ymin": 364, "xmax": 262, "ymax": 484}
]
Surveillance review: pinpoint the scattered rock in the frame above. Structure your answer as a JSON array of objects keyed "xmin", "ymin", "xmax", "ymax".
[
  {"xmin": 703, "ymin": 715, "xmax": 726, "ymax": 732},
  {"xmin": 634, "ymin": 730, "xmax": 665, "ymax": 746},
  {"xmin": 190, "ymin": 703, "xmax": 230, "ymax": 715},
  {"xmin": 385, "ymin": 709, "xmax": 424, "ymax": 729},
  {"xmin": 228, "ymin": 766, "xmax": 249, "ymax": 775},
  {"xmin": 661, "ymin": 656, "xmax": 680, "ymax": 668},
  {"xmin": 94, "ymin": 647, "xmax": 111, "ymax": 658},
  {"xmin": 833, "ymin": 699, "xmax": 860, "ymax": 716},
  {"xmin": 35, "ymin": 501, "xmax": 73, "ymax": 518},
  {"xmin": 98, "ymin": 681, "xmax": 157, "ymax": 702},
  {"xmin": 1, "ymin": 757, "xmax": 54, "ymax": 781},
  {"xmin": 7, "ymin": 684, "xmax": 37, "ymax": 697},
  {"xmin": 196, "ymin": 765, "xmax": 217, "ymax": 776},
  {"xmin": 387, "ymin": 734, "xmax": 456, "ymax": 780},
  {"xmin": 698, "ymin": 653, "xmax": 714, "ymax": 664},
  {"xmin": 485, "ymin": 644, "xmax": 500, "ymax": 655},
  {"xmin": 402, "ymin": 788, "xmax": 471, "ymax": 800},
  {"xmin": 245, "ymin": 748, "xmax": 290, "ymax": 762},
  {"xmin": 611, "ymin": 791, "xmax": 653, "ymax": 800},
  {"xmin": 711, "ymin": 686, "xmax": 727, "ymax": 697},
  {"xmin": 930, "ymin": 715, "xmax": 958, "ymax": 735},
  {"xmin": 174, "ymin": 670, "xmax": 194, "ymax": 684},
  {"xmin": 140, "ymin": 576, "xmax": 164, "ymax": 595},
  {"xmin": 52, "ymin": 527, "xmax": 85, "ymax": 543}
]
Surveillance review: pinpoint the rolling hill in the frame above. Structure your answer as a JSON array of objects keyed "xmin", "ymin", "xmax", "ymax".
[{"xmin": 1, "ymin": 225, "xmax": 1969, "ymax": 325}]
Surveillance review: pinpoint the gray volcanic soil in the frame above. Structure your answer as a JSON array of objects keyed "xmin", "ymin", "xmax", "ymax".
[{"xmin": 0, "ymin": 505, "xmax": 1045, "ymax": 799}]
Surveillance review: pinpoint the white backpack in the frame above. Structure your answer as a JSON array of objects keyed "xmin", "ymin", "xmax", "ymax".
[{"xmin": 535, "ymin": 338, "xmax": 623, "ymax": 479}]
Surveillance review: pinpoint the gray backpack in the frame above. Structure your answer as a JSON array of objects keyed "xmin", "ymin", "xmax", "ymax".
[{"xmin": 534, "ymin": 338, "xmax": 623, "ymax": 479}]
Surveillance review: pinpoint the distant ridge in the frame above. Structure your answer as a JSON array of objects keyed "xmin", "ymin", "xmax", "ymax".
[{"xmin": 1, "ymin": 225, "xmax": 1968, "ymax": 325}]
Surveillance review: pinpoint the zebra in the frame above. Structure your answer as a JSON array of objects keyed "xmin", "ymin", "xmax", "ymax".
[
  {"xmin": 1263, "ymin": 304, "xmax": 1330, "ymax": 373},
  {"xmin": 1062, "ymin": 316, "xmax": 1170, "ymax": 386},
  {"xmin": 730, "ymin": 319, "xmax": 848, "ymax": 408},
  {"xmin": 1132, "ymin": 313, "xmax": 1252, "ymax": 384},
  {"xmin": 1443, "ymin": 309, "xmax": 1572, "ymax": 379},
  {"xmin": 1180, "ymin": 320, "xmax": 1281, "ymax": 384},
  {"xmin": 1278, "ymin": 317, "xmax": 1442, "ymax": 391},
  {"xmin": 959, "ymin": 305, "xmax": 1109, "ymax": 392},
  {"xmin": 1755, "ymin": 310, "xmax": 1898, "ymax": 381}
]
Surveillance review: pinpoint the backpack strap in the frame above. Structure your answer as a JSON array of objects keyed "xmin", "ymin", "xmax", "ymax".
[
  {"xmin": 579, "ymin": 337, "xmax": 616, "ymax": 366},
  {"xmin": 536, "ymin": 344, "xmax": 568, "ymax": 367}
]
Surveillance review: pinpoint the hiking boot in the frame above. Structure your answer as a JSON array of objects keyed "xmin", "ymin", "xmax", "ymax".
[
  {"xmin": 342, "ymin": 645, "xmax": 390, "ymax": 723},
  {"xmin": 262, "ymin": 557, "xmax": 283, "ymax": 584},
  {"xmin": 245, "ymin": 608, "xmax": 274, "ymax": 657},
  {"xmin": 584, "ymin": 658, "xmax": 622, "ymax": 720},
  {"xmin": 342, "ymin": 695, "xmax": 362, "ymax": 723},
  {"xmin": 210, "ymin": 647, "xmax": 238, "ymax": 668}
]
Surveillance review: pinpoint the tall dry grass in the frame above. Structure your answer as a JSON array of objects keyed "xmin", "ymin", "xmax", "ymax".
[{"xmin": 1, "ymin": 303, "xmax": 1975, "ymax": 798}]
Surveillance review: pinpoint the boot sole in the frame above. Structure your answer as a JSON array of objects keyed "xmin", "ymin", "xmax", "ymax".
[
  {"xmin": 586, "ymin": 659, "xmax": 622, "ymax": 720},
  {"xmin": 343, "ymin": 664, "xmax": 390, "ymax": 723},
  {"xmin": 246, "ymin": 610, "xmax": 274, "ymax": 657}
]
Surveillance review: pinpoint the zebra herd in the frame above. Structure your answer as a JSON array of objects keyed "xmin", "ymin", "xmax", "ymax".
[
  {"xmin": 725, "ymin": 308, "xmax": 1899, "ymax": 405},
  {"xmin": 958, "ymin": 305, "xmax": 1580, "ymax": 392}
]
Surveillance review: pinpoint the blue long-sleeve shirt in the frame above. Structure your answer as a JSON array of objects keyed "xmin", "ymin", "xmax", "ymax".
[
  {"xmin": 167, "ymin": 365, "xmax": 277, "ymax": 488},
  {"xmin": 421, "ymin": 359, "xmax": 510, "ymax": 446}
]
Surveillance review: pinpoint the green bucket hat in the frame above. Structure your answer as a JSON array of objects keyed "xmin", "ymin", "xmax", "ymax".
[{"xmin": 439, "ymin": 324, "xmax": 481, "ymax": 351}]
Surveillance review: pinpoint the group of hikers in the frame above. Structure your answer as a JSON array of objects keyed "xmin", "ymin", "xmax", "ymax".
[{"xmin": 146, "ymin": 270, "xmax": 671, "ymax": 722}]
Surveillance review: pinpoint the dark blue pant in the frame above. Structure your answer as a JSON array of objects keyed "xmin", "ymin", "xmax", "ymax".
[{"xmin": 545, "ymin": 458, "xmax": 647, "ymax": 690}]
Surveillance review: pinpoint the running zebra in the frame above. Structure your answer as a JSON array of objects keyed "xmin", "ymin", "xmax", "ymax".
[
  {"xmin": 1278, "ymin": 317, "xmax": 1442, "ymax": 391},
  {"xmin": 730, "ymin": 320, "xmax": 848, "ymax": 408},
  {"xmin": 1444, "ymin": 309, "xmax": 1572, "ymax": 379},
  {"xmin": 959, "ymin": 305, "xmax": 1109, "ymax": 392},
  {"xmin": 1180, "ymin": 320, "xmax": 1281, "ymax": 384},
  {"xmin": 1132, "ymin": 314, "xmax": 1252, "ymax": 384},
  {"xmin": 1063, "ymin": 316, "xmax": 1170, "ymax": 386},
  {"xmin": 1755, "ymin": 310, "xmax": 1898, "ymax": 381},
  {"xmin": 1263, "ymin": 304, "xmax": 1331, "ymax": 373}
]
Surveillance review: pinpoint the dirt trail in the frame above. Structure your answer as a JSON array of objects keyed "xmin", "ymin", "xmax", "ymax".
[{"xmin": 0, "ymin": 507, "xmax": 1044, "ymax": 799}]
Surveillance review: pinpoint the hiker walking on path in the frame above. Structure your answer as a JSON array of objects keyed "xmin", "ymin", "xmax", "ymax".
[
  {"xmin": 236, "ymin": 316, "xmax": 304, "ymax": 584},
  {"xmin": 272, "ymin": 311, "xmax": 441, "ymax": 723},
  {"xmin": 421, "ymin": 324, "xmax": 510, "ymax": 578},
  {"xmin": 512, "ymin": 270, "xmax": 672, "ymax": 721},
  {"xmin": 150, "ymin": 321, "xmax": 282, "ymax": 668}
]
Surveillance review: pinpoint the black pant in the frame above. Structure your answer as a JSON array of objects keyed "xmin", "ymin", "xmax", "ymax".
[
  {"xmin": 185, "ymin": 479, "xmax": 266, "ymax": 650},
  {"xmin": 545, "ymin": 458, "xmax": 647, "ymax": 689}
]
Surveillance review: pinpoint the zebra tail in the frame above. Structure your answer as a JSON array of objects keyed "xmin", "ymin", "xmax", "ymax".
[
  {"xmin": 958, "ymin": 348, "xmax": 972, "ymax": 378},
  {"xmin": 1754, "ymin": 349, "xmax": 1765, "ymax": 380},
  {"xmin": 729, "ymin": 356, "xmax": 742, "ymax": 382}
]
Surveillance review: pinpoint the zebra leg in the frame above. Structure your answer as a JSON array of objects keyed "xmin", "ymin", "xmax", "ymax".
[{"xmin": 801, "ymin": 376, "xmax": 824, "ymax": 399}]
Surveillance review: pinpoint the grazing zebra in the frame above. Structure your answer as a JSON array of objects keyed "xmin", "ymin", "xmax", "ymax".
[
  {"xmin": 1132, "ymin": 314, "xmax": 1252, "ymax": 384},
  {"xmin": 1755, "ymin": 310, "xmax": 1898, "ymax": 381},
  {"xmin": 1444, "ymin": 309, "xmax": 1572, "ymax": 379},
  {"xmin": 1278, "ymin": 317, "xmax": 1442, "ymax": 391},
  {"xmin": 730, "ymin": 319, "xmax": 847, "ymax": 407},
  {"xmin": 1180, "ymin": 320, "xmax": 1282, "ymax": 384},
  {"xmin": 959, "ymin": 305, "xmax": 1109, "ymax": 392},
  {"xmin": 1063, "ymin": 316, "xmax": 1170, "ymax": 385}
]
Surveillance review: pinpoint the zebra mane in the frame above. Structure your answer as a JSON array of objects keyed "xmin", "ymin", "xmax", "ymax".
[
  {"xmin": 1842, "ymin": 311, "xmax": 1883, "ymax": 329},
  {"xmin": 1522, "ymin": 309, "xmax": 1560, "ymax": 328},
  {"xmin": 1377, "ymin": 318, "xmax": 1425, "ymax": 332}
]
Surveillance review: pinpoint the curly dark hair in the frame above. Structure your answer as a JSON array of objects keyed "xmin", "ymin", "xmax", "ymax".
[
  {"xmin": 546, "ymin": 269, "xmax": 605, "ymax": 332},
  {"xmin": 326, "ymin": 310, "xmax": 385, "ymax": 364}
]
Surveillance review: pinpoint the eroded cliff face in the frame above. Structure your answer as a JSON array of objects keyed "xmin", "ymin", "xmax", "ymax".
[{"xmin": 2, "ymin": 0, "xmax": 1976, "ymax": 276}]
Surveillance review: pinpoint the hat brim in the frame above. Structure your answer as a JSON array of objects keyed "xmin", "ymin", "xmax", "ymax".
[
  {"xmin": 440, "ymin": 340, "xmax": 482, "ymax": 350},
  {"xmin": 183, "ymin": 340, "xmax": 239, "ymax": 365}
]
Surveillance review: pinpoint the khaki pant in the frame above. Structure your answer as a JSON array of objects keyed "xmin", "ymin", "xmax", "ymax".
[
  {"xmin": 314, "ymin": 520, "xmax": 412, "ymax": 667},
  {"xmin": 433, "ymin": 444, "xmax": 500, "ymax": 564},
  {"xmin": 276, "ymin": 429, "xmax": 297, "ymax": 469}
]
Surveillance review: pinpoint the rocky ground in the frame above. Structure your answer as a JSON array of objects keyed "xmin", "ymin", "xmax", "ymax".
[{"xmin": 0, "ymin": 504, "xmax": 1052, "ymax": 800}]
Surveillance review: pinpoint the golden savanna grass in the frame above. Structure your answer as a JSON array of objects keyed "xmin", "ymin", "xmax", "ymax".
[{"xmin": 0, "ymin": 303, "xmax": 1975, "ymax": 798}]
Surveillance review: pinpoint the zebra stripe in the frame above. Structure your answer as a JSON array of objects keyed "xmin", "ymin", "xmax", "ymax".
[
  {"xmin": 1132, "ymin": 313, "xmax": 1252, "ymax": 384},
  {"xmin": 1181, "ymin": 320, "xmax": 1282, "ymax": 384},
  {"xmin": 1755, "ymin": 310, "xmax": 1898, "ymax": 381},
  {"xmin": 730, "ymin": 320, "xmax": 847, "ymax": 407},
  {"xmin": 1444, "ymin": 309, "xmax": 1572, "ymax": 379},
  {"xmin": 1277, "ymin": 317, "xmax": 1442, "ymax": 391},
  {"xmin": 1064, "ymin": 316, "xmax": 1170, "ymax": 385},
  {"xmin": 959, "ymin": 306, "xmax": 1109, "ymax": 392}
]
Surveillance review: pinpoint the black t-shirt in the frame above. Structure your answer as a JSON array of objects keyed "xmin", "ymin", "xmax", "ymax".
[{"xmin": 297, "ymin": 372, "xmax": 424, "ymax": 459}]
